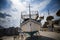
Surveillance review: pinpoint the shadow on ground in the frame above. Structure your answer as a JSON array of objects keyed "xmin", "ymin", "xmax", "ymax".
[{"xmin": 25, "ymin": 36, "xmax": 56, "ymax": 40}]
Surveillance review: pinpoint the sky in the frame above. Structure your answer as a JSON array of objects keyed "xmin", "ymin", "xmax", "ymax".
[{"xmin": 0, "ymin": 0, "xmax": 60, "ymax": 28}]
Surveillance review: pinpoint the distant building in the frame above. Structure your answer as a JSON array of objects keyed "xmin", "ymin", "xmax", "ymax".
[
  {"xmin": 42, "ymin": 19, "xmax": 60, "ymax": 32},
  {"xmin": 0, "ymin": 27, "xmax": 20, "ymax": 40},
  {"xmin": 42, "ymin": 21, "xmax": 54, "ymax": 32},
  {"xmin": 53, "ymin": 19, "xmax": 60, "ymax": 32}
]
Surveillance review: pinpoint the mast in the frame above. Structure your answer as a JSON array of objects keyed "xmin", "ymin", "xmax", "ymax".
[
  {"xmin": 28, "ymin": 4, "xmax": 32, "ymax": 31},
  {"xmin": 29, "ymin": 4, "xmax": 31, "ymax": 19}
]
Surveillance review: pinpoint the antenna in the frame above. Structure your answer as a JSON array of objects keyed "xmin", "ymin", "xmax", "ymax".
[
  {"xmin": 20, "ymin": 12, "xmax": 22, "ymax": 28},
  {"xmin": 48, "ymin": 10, "xmax": 50, "ymax": 16}
]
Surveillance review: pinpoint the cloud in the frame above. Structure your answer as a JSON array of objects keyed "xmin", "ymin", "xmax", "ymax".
[
  {"xmin": 10, "ymin": 0, "xmax": 27, "ymax": 11},
  {"xmin": 31, "ymin": 0, "xmax": 51, "ymax": 11},
  {"xmin": 0, "ymin": 12, "xmax": 11, "ymax": 18},
  {"xmin": 10, "ymin": 0, "xmax": 51, "ymax": 11},
  {"xmin": 0, "ymin": 0, "xmax": 11, "ymax": 10}
]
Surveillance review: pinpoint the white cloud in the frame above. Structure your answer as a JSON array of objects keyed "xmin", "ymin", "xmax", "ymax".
[
  {"xmin": 11, "ymin": 0, "xmax": 27, "ymax": 11},
  {"xmin": 31, "ymin": 0, "xmax": 51, "ymax": 11},
  {"xmin": 10, "ymin": 0, "xmax": 51, "ymax": 13}
]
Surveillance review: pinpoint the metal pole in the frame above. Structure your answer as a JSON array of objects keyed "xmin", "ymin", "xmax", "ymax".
[
  {"xmin": 29, "ymin": 4, "xmax": 31, "ymax": 19},
  {"xmin": 48, "ymin": 10, "xmax": 50, "ymax": 16}
]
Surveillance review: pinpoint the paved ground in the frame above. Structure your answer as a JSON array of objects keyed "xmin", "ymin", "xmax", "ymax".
[
  {"xmin": 25, "ymin": 31, "xmax": 60, "ymax": 40},
  {"xmin": 39, "ymin": 31, "xmax": 60, "ymax": 40},
  {"xmin": 1, "ymin": 31, "xmax": 60, "ymax": 40},
  {"xmin": 26, "ymin": 36, "xmax": 55, "ymax": 40}
]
